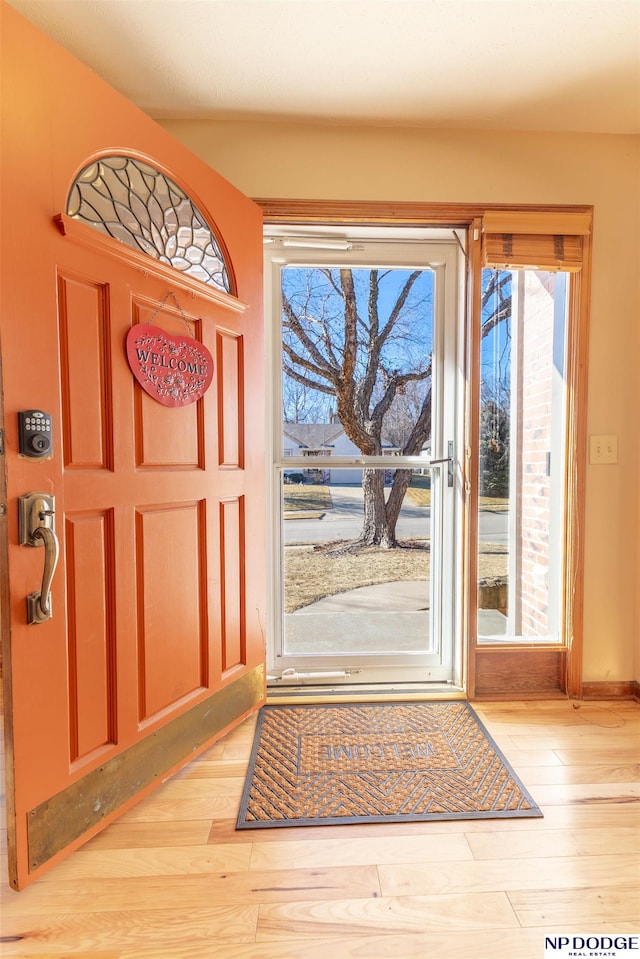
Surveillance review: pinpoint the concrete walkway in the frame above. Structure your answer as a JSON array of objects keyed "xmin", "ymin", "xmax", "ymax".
[
  {"xmin": 293, "ymin": 579, "xmax": 430, "ymax": 613},
  {"xmin": 284, "ymin": 580, "xmax": 507, "ymax": 653}
]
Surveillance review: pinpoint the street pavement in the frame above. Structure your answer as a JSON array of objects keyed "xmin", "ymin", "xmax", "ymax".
[{"xmin": 284, "ymin": 484, "xmax": 507, "ymax": 545}]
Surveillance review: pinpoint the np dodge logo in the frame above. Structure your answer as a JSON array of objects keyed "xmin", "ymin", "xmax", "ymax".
[
  {"xmin": 544, "ymin": 935, "xmax": 639, "ymax": 957},
  {"xmin": 126, "ymin": 323, "xmax": 214, "ymax": 407}
]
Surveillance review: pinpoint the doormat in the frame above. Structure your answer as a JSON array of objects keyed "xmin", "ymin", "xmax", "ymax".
[{"xmin": 236, "ymin": 702, "xmax": 542, "ymax": 828}]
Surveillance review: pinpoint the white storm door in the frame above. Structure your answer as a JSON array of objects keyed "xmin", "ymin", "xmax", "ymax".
[{"xmin": 265, "ymin": 234, "xmax": 463, "ymax": 687}]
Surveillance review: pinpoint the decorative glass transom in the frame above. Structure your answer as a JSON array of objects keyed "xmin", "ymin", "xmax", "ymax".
[{"xmin": 67, "ymin": 156, "xmax": 231, "ymax": 293}]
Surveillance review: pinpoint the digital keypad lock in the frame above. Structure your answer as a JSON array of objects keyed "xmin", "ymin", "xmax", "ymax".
[{"xmin": 18, "ymin": 410, "xmax": 53, "ymax": 458}]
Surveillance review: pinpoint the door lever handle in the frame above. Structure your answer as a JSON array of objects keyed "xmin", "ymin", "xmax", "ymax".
[
  {"xmin": 427, "ymin": 442, "xmax": 455, "ymax": 487},
  {"xmin": 18, "ymin": 492, "xmax": 60, "ymax": 624},
  {"xmin": 30, "ymin": 524, "xmax": 59, "ymax": 620}
]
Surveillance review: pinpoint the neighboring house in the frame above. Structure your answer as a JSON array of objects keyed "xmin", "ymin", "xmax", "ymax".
[{"xmin": 282, "ymin": 422, "xmax": 404, "ymax": 484}]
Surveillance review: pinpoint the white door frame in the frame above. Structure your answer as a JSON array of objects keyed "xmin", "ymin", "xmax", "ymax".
[{"xmin": 264, "ymin": 229, "xmax": 466, "ymax": 688}]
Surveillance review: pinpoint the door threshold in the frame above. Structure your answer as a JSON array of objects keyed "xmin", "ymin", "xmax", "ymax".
[{"xmin": 266, "ymin": 682, "xmax": 466, "ymax": 705}]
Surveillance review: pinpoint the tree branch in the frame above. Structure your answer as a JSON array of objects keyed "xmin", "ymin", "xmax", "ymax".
[
  {"xmin": 379, "ymin": 270, "xmax": 422, "ymax": 346},
  {"xmin": 282, "ymin": 291, "xmax": 340, "ymax": 379},
  {"xmin": 282, "ymin": 364, "xmax": 337, "ymax": 395},
  {"xmin": 282, "ymin": 340, "xmax": 340, "ymax": 385}
]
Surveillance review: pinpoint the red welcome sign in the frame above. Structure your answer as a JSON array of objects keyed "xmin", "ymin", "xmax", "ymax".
[{"xmin": 126, "ymin": 324, "xmax": 214, "ymax": 407}]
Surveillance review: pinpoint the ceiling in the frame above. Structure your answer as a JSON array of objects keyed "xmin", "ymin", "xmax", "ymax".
[{"xmin": 6, "ymin": 0, "xmax": 640, "ymax": 134}]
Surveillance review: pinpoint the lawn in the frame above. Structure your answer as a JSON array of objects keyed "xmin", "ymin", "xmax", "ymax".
[
  {"xmin": 283, "ymin": 485, "xmax": 332, "ymax": 513},
  {"xmin": 284, "ymin": 541, "xmax": 507, "ymax": 612},
  {"xmin": 406, "ymin": 482, "xmax": 509, "ymax": 513},
  {"xmin": 284, "ymin": 481, "xmax": 508, "ymax": 513}
]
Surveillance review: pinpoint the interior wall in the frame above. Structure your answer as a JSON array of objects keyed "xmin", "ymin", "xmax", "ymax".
[{"xmin": 162, "ymin": 119, "xmax": 640, "ymax": 686}]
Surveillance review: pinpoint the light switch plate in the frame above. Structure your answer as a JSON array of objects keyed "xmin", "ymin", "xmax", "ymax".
[{"xmin": 589, "ymin": 434, "xmax": 618, "ymax": 464}]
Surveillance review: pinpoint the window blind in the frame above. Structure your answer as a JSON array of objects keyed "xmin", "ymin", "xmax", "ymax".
[{"xmin": 482, "ymin": 210, "xmax": 591, "ymax": 271}]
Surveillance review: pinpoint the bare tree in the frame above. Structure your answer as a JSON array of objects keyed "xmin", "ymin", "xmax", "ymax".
[
  {"xmin": 382, "ymin": 380, "xmax": 431, "ymax": 449},
  {"xmin": 282, "ymin": 266, "xmax": 510, "ymax": 549},
  {"xmin": 282, "ymin": 373, "xmax": 333, "ymax": 423}
]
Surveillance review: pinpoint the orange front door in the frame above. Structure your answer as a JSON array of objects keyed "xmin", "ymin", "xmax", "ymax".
[{"xmin": 1, "ymin": 4, "xmax": 265, "ymax": 889}]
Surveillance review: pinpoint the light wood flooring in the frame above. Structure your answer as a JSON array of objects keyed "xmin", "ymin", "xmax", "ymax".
[{"xmin": 1, "ymin": 699, "xmax": 639, "ymax": 958}]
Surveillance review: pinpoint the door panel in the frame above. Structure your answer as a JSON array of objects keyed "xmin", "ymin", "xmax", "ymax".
[
  {"xmin": 132, "ymin": 300, "xmax": 204, "ymax": 469},
  {"xmin": 217, "ymin": 331, "xmax": 244, "ymax": 468},
  {"xmin": 1, "ymin": 5, "xmax": 265, "ymax": 889},
  {"xmin": 65, "ymin": 508, "xmax": 117, "ymax": 764},
  {"xmin": 220, "ymin": 496, "xmax": 246, "ymax": 672},
  {"xmin": 136, "ymin": 500, "xmax": 208, "ymax": 722},
  {"xmin": 58, "ymin": 272, "xmax": 113, "ymax": 471}
]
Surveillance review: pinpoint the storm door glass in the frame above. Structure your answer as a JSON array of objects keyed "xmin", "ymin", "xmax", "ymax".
[{"xmin": 267, "ymin": 236, "xmax": 462, "ymax": 686}]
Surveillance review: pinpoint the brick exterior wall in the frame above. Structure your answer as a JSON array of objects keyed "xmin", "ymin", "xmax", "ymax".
[{"xmin": 517, "ymin": 272, "xmax": 556, "ymax": 636}]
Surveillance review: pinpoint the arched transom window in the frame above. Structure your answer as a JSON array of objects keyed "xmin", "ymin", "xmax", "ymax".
[{"xmin": 67, "ymin": 155, "xmax": 232, "ymax": 293}]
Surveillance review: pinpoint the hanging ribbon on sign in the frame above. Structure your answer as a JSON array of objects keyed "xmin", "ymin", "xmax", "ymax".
[{"xmin": 125, "ymin": 293, "xmax": 214, "ymax": 408}]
